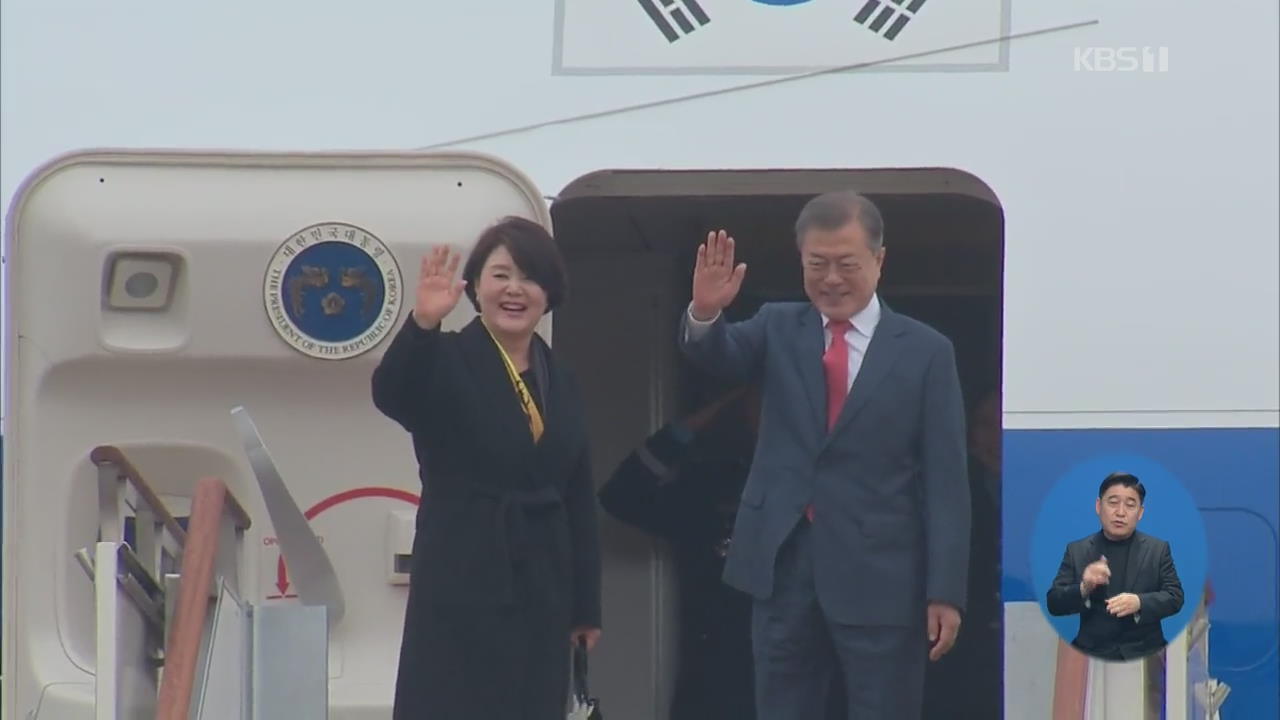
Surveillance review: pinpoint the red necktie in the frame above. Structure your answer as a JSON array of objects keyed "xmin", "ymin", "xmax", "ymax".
[
  {"xmin": 807, "ymin": 319, "xmax": 851, "ymax": 522},
  {"xmin": 823, "ymin": 319, "xmax": 852, "ymax": 431}
]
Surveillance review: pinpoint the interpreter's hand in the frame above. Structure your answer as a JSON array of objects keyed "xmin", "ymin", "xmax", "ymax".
[
  {"xmin": 927, "ymin": 602, "xmax": 961, "ymax": 661},
  {"xmin": 571, "ymin": 626, "xmax": 602, "ymax": 652},
  {"xmin": 412, "ymin": 246, "xmax": 466, "ymax": 329},
  {"xmin": 690, "ymin": 230, "xmax": 747, "ymax": 321},
  {"xmin": 1106, "ymin": 593, "xmax": 1141, "ymax": 618},
  {"xmin": 1081, "ymin": 555, "xmax": 1111, "ymax": 595}
]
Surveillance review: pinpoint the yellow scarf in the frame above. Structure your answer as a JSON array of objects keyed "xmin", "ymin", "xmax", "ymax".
[{"xmin": 483, "ymin": 324, "xmax": 544, "ymax": 443}]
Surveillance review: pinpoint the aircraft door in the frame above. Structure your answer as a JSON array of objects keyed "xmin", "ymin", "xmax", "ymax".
[{"xmin": 3, "ymin": 149, "xmax": 550, "ymax": 719}]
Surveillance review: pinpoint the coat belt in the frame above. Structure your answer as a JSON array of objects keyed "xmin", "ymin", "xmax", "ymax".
[{"xmin": 429, "ymin": 483, "xmax": 566, "ymax": 604}]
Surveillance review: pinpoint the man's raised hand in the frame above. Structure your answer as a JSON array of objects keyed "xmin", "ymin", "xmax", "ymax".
[{"xmin": 691, "ymin": 230, "xmax": 747, "ymax": 321}]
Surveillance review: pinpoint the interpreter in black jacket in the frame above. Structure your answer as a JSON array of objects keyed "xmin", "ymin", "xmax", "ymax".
[{"xmin": 1046, "ymin": 472, "xmax": 1184, "ymax": 661}]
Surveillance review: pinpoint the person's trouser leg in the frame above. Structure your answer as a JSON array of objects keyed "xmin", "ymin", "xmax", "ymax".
[{"xmin": 752, "ymin": 522, "xmax": 837, "ymax": 720}]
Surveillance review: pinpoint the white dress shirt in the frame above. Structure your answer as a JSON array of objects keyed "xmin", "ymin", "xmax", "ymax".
[{"xmin": 684, "ymin": 295, "xmax": 883, "ymax": 392}]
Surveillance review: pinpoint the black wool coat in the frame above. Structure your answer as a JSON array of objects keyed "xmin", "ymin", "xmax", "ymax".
[{"xmin": 371, "ymin": 315, "xmax": 603, "ymax": 720}]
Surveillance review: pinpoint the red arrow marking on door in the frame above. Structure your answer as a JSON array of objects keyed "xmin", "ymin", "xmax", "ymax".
[
  {"xmin": 275, "ymin": 555, "xmax": 291, "ymax": 596},
  {"xmin": 271, "ymin": 486, "xmax": 420, "ymax": 598}
]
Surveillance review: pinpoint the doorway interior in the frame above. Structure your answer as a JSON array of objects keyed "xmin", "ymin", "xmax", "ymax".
[{"xmin": 548, "ymin": 168, "xmax": 1005, "ymax": 720}]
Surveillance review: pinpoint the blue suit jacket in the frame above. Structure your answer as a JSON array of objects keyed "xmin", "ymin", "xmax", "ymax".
[{"xmin": 679, "ymin": 300, "xmax": 971, "ymax": 626}]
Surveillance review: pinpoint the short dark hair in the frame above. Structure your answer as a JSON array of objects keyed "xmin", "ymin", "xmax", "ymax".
[
  {"xmin": 794, "ymin": 191, "xmax": 885, "ymax": 251},
  {"xmin": 462, "ymin": 216, "xmax": 568, "ymax": 313},
  {"xmin": 1099, "ymin": 472, "xmax": 1146, "ymax": 504}
]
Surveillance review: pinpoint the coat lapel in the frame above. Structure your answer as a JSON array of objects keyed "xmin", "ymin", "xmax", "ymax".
[
  {"xmin": 825, "ymin": 309, "xmax": 909, "ymax": 442},
  {"xmin": 792, "ymin": 305, "xmax": 828, "ymax": 436},
  {"xmin": 530, "ymin": 333, "xmax": 568, "ymax": 463},
  {"xmin": 459, "ymin": 318, "xmax": 538, "ymax": 456}
]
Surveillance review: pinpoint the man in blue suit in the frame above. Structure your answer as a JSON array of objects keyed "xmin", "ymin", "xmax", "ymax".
[{"xmin": 678, "ymin": 191, "xmax": 971, "ymax": 719}]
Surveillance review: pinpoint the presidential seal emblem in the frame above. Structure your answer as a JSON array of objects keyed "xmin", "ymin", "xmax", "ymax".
[{"xmin": 264, "ymin": 222, "xmax": 403, "ymax": 360}]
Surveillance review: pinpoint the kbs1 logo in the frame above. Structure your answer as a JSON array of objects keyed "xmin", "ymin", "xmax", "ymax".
[{"xmin": 1074, "ymin": 46, "xmax": 1169, "ymax": 73}]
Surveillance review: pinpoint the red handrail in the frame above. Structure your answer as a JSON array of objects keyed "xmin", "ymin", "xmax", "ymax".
[
  {"xmin": 153, "ymin": 477, "xmax": 232, "ymax": 720},
  {"xmin": 1051, "ymin": 639, "xmax": 1090, "ymax": 720}
]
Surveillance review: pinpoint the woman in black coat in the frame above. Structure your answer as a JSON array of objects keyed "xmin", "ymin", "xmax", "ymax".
[{"xmin": 371, "ymin": 217, "xmax": 603, "ymax": 719}]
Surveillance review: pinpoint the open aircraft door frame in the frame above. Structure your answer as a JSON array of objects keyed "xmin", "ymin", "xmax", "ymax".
[{"xmin": 2, "ymin": 149, "xmax": 553, "ymax": 720}]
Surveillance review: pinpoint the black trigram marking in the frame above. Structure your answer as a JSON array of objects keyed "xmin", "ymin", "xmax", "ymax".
[
  {"xmin": 854, "ymin": 0, "xmax": 927, "ymax": 41},
  {"xmin": 637, "ymin": 0, "xmax": 711, "ymax": 42}
]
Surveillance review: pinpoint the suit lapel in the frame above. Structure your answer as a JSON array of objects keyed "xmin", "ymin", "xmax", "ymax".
[
  {"xmin": 1123, "ymin": 533, "xmax": 1148, "ymax": 592},
  {"xmin": 792, "ymin": 305, "xmax": 828, "ymax": 436},
  {"xmin": 825, "ymin": 309, "xmax": 909, "ymax": 442}
]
